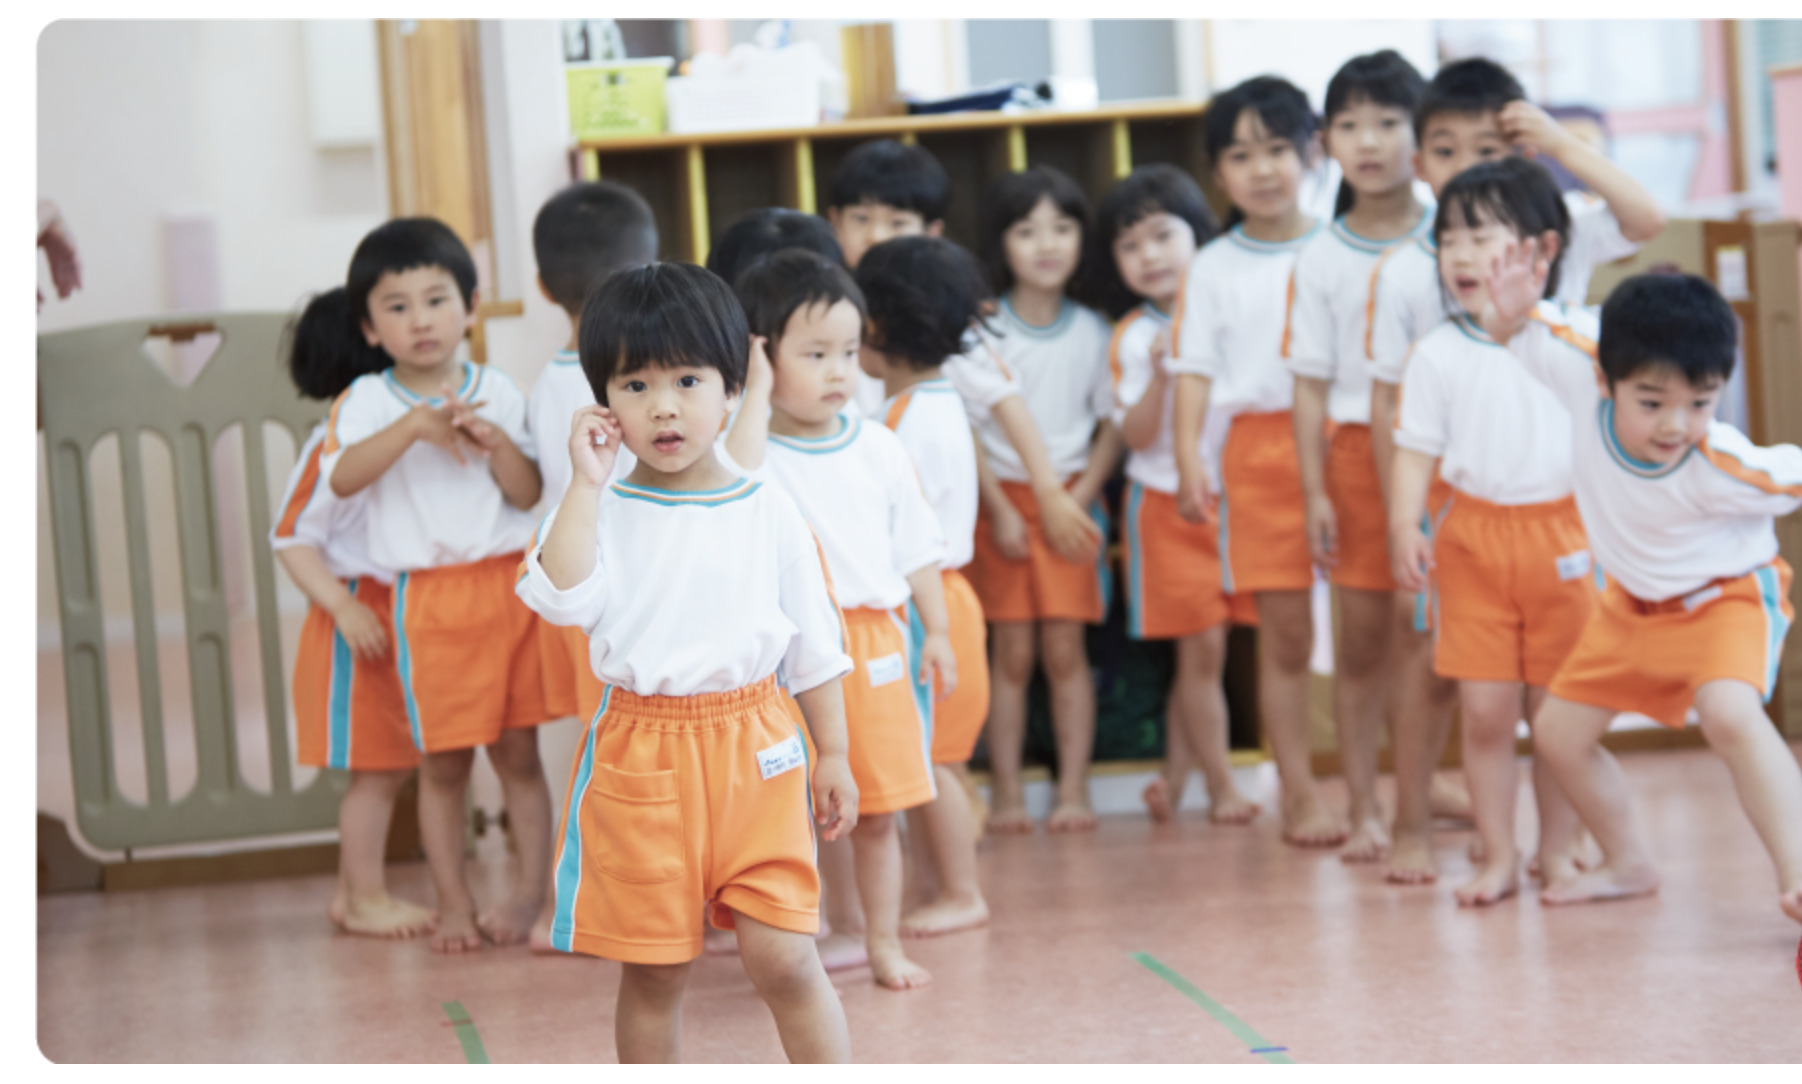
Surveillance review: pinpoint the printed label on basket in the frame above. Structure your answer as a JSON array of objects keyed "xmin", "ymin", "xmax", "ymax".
[
  {"xmin": 866, "ymin": 653, "xmax": 905, "ymax": 688},
  {"xmin": 1555, "ymin": 550, "xmax": 1593, "ymax": 582},
  {"xmin": 757, "ymin": 735, "xmax": 806, "ymax": 781}
]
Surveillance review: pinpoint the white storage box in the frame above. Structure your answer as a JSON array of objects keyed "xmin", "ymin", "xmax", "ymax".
[{"xmin": 665, "ymin": 73, "xmax": 821, "ymax": 134}]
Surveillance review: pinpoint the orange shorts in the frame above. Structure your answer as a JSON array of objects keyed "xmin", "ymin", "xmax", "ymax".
[
  {"xmin": 968, "ymin": 478, "xmax": 1110, "ymax": 624},
  {"xmin": 393, "ymin": 552, "xmax": 550, "ymax": 753},
  {"xmin": 540, "ymin": 619, "xmax": 606, "ymax": 723},
  {"xmin": 1218, "ymin": 410, "xmax": 1314, "ymax": 594},
  {"xmin": 788, "ymin": 605, "xmax": 937, "ymax": 815},
  {"xmin": 293, "ymin": 579, "xmax": 418, "ymax": 772},
  {"xmin": 1550, "ymin": 558, "xmax": 1794, "ymax": 727},
  {"xmin": 932, "ymin": 569, "xmax": 989, "ymax": 765},
  {"xmin": 1325, "ymin": 423, "xmax": 1394, "ymax": 592},
  {"xmin": 1430, "ymin": 492, "xmax": 1598, "ymax": 685},
  {"xmin": 546, "ymin": 676, "xmax": 820, "ymax": 964},
  {"xmin": 1121, "ymin": 482, "xmax": 1256, "ymax": 640}
]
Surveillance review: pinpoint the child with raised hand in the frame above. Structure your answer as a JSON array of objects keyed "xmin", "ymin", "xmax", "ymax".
[
  {"xmin": 725, "ymin": 248, "xmax": 956, "ymax": 990},
  {"xmin": 1483, "ymin": 254, "xmax": 1802, "ymax": 926},
  {"xmin": 1388, "ymin": 157, "xmax": 1594, "ymax": 907},
  {"xmin": 1089, "ymin": 164, "xmax": 1258, "ymax": 827},
  {"xmin": 518, "ymin": 262, "xmax": 860, "ymax": 1061},
  {"xmin": 316, "ymin": 218, "xmax": 554, "ymax": 953},
  {"xmin": 1282, "ymin": 50, "xmax": 1430, "ymax": 862},
  {"xmin": 271, "ymin": 288, "xmax": 431, "ymax": 940},
  {"xmin": 969, "ymin": 166, "xmax": 1124, "ymax": 834},
  {"xmin": 853, "ymin": 235, "xmax": 994, "ymax": 938},
  {"xmin": 1169, "ymin": 75, "xmax": 1345, "ymax": 847}
]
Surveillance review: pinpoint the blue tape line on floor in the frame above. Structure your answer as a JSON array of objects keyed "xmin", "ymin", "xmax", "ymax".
[
  {"xmin": 1132, "ymin": 953, "xmax": 1295, "ymax": 1064},
  {"xmin": 442, "ymin": 1000, "xmax": 491, "ymax": 1064}
]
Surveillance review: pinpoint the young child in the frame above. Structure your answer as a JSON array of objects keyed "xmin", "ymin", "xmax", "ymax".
[
  {"xmin": 517, "ymin": 261, "xmax": 861, "ymax": 1061},
  {"xmin": 526, "ymin": 181, "xmax": 658, "ymax": 732},
  {"xmin": 970, "ymin": 166, "xmax": 1124, "ymax": 834},
  {"xmin": 726, "ymin": 248, "xmax": 957, "ymax": 990},
  {"xmin": 1365, "ymin": 57, "xmax": 1665, "ymax": 883},
  {"xmin": 709, "ymin": 206, "xmax": 845, "ymax": 286},
  {"xmin": 1282, "ymin": 50, "xmax": 1429, "ymax": 862},
  {"xmin": 1169, "ymin": 75, "xmax": 1346, "ymax": 846},
  {"xmin": 315, "ymin": 217, "xmax": 554, "ymax": 953},
  {"xmin": 852, "ymin": 236, "xmax": 993, "ymax": 938},
  {"xmin": 1388, "ymin": 157, "xmax": 1593, "ymax": 907},
  {"xmin": 272, "ymin": 291, "xmax": 430, "ymax": 940},
  {"xmin": 1482, "ymin": 255, "xmax": 1802, "ymax": 926},
  {"xmin": 1090, "ymin": 164, "xmax": 1258, "ymax": 826}
]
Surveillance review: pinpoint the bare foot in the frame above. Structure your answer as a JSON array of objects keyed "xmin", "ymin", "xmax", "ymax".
[
  {"xmin": 430, "ymin": 910, "xmax": 484, "ymax": 954},
  {"xmin": 868, "ymin": 939, "xmax": 932, "ymax": 991},
  {"xmin": 1281, "ymin": 795, "xmax": 1349, "ymax": 848},
  {"xmin": 1385, "ymin": 829, "xmax": 1438, "ymax": 885},
  {"xmin": 1338, "ymin": 816, "xmax": 1392, "ymax": 863},
  {"xmin": 899, "ymin": 894, "xmax": 990, "ymax": 938},
  {"xmin": 1429, "ymin": 775, "xmax": 1474, "ymax": 822},
  {"xmin": 1046, "ymin": 801, "xmax": 1098, "ymax": 834},
  {"xmin": 703, "ymin": 926, "xmax": 740, "ymax": 956},
  {"xmin": 1207, "ymin": 793, "xmax": 1261, "ymax": 826},
  {"xmin": 1142, "ymin": 778, "xmax": 1175, "ymax": 824},
  {"xmin": 1455, "ymin": 856, "xmax": 1519, "ymax": 906},
  {"xmin": 330, "ymin": 890, "xmax": 437, "ymax": 939},
  {"xmin": 528, "ymin": 915, "xmax": 559, "ymax": 955},
  {"xmin": 815, "ymin": 931, "xmax": 869, "ymax": 973},
  {"xmin": 1540, "ymin": 863, "xmax": 1661, "ymax": 906},
  {"xmin": 1779, "ymin": 887, "xmax": 1802, "ymax": 925},
  {"xmin": 987, "ymin": 804, "xmax": 1034, "ymax": 835},
  {"xmin": 475, "ymin": 897, "xmax": 540, "ymax": 947}
]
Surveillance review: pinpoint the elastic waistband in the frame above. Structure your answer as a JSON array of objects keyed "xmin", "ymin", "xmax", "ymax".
[
  {"xmin": 402, "ymin": 551, "xmax": 526, "ymax": 582},
  {"xmin": 843, "ymin": 604, "xmax": 907, "ymax": 625},
  {"xmin": 597, "ymin": 674, "xmax": 782, "ymax": 730},
  {"xmin": 1446, "ymin": 490, "xmax": 1578, "ymax": 522},
  {"xmin": 1613, "ymin": 558, "xmax": 1787, "ymax": 616},
  {"xmin": 1231, "ymin": 410, "xmax": 1293, "ymax": 430}
]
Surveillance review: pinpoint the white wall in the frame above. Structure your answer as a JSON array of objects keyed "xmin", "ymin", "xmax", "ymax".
[{"xmin": 1207, "ymin": 19, "xmax": 1438, "ymax": 110}]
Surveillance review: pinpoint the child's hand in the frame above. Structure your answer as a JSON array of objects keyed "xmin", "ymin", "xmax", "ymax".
[
  {"xmin": 745, "ymin": 335, "xmax": 774, "ymax": 396},
  {"xmin": 406, "ymin": 401, "xmax": 480, "ymax": 465},
  {"xmin": 1305, "ymin": 491, "xmax": 1339, "ymax": 569},
  {"xmin": 568, "ymin": 405, "xmax": 621, "ymax": 489},
  {"xmin": 1478, "ymin": 237, "xmax": 1550, "ymax": 345},
  {"xmin": 1175, "ymin": 459, "xmax": 1214, "ymax": 525},
  {"xmin": 1149, "ymin": 329, "xmax": 1171, "ymax": 377},
  {"xmin": 919, "ymin": 630, "xmax": 959, "ymax": 699},
  {"xmin": 329, "ymin": 598, "xmax": 389, "ymax": 660},
  {"xmin": 811, "ymin": 752, "xmax": 859, "ymax": 841},
  {"xmin": 1038, "ymin": 487, "xmax": 1103, "ymax": 564},
  {"xmin": 990, "ymin": 500, "xmax": 1031, "ymax": 562},
  {"xmin": 1390, "ymin": 522, "xmax": 1434, "ymax": 594},
  {"xmin": 1496, "ymin": 100, "xmax": 1573, "ymax": 161}
]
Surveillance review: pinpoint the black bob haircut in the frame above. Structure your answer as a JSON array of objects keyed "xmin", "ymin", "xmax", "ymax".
[
  {"xmin": 533, "ymin": 181, "xmax": 658, "ymax": 315},
  {"xmin": 1599, "ymin": 273, "xmax": 1738, "ymax": 388},
  {"xmin": 1202, "ymin": 75, "xmax": 1318, "ymax": 231},
  {"xmin": 284, "ymin": 217, "xmax": 476, "ymax": 399},
  {"xmin": 978, "ymin": 165, "xmax": 1089, "ymax": 297},
  {"xmin": 855, "ymin": 236, "xmax": 991, "ymax": 372},
  {"xmin": 734, "ymin": 249, "xmax": 868, "ymax": 348},
  {"xmin": 1415, "ymin": 57, "xmax": 1526, "ymax": 143},
  {"xmin": 1084, "ymin": 164, "xmax": 1220, "ymax": 320},
  {"xmin": 1323, "ymin": 50, "xmax": 1426, "ymax": 216},
  {"xmin": 827, "ymin": 139, "xmax": 950, "ymax": 222},
  {"xmin": 1434, "ymin": 156, "xmax": 1570, "ymax": 303},
  {"xmin": 577, "ymin": 262, "xmax": 747, "ymax": 407},
  {"xmin": 707, "ymin": 207, "xmax": 846, "ymax": 288}
]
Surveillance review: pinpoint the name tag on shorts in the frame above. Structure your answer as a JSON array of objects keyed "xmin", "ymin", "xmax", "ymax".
[
  {"xmin": 757, "ymin": 735, "xmax": 806, "ymax": 781},
  {"xmin": 1555, "ymin": 550, "xmax": 1592, "ymax": 582},
  {"xmin": 866, "ymin": 652, "xmax": 905, "ymax": 688}
]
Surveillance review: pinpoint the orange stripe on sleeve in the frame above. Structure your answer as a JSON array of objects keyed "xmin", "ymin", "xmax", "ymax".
[
  {"xmin": 882, "ymin": 390, "xmax": 914, "ymax": 432},
  {"xmin": 1279, "ymin": 269, "xmax": 1298, "ymax": 359},
  {"xmin": 808, "ymin": 527, "xmax": 852, "ymax": 651},
  {"xmin": 1107, "ymin": 310, "xmax": 1142, "ymax": 395},
  {"xmin": 1530, "ymin": 312, "xmax": 1599, "ymax": 360},
  {"xmin": 321, "ymin": 388, "xmax": 351, "ymax": 454},
  {"xmin": 983, "ymin": 341, "xmax": 1014, "ymax": 381},
  {"xmin": 1699, "ymin": 442, "xmax": 1802, "ymax": 498},
  {"xmin": 1364, "ymin": 245, "xmax": 1400, "ymax": 361},
  {"xmin": 1168, "ymin": 277, "xmax": 1188, "ymax": 347},
  {"xmin": 274, "ymin": 440, "xmax": 326, "ymax": 540}
]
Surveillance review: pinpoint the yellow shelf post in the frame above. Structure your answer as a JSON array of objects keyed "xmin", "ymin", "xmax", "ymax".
[
  {"xmin": 1006, "ymin": 125, "xmax": 1027, "ymax": 171},
  {"xmin": 1111, "ymin": 119, "xmax": 1132, "ymax": 178},
  {"xmin": 685, "ymin": 143, "xmax": 710, "ymax": 265}
]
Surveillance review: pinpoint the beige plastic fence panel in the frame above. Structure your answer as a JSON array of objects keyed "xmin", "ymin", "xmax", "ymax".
[{"xmin": 39, "ymin": 313, "xmax": 344, "ymax": 850}]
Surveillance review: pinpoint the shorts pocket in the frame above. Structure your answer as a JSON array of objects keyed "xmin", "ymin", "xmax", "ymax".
[{"xmin": 589, "ymin": 764, "xmax": 685, "ymax": 884}]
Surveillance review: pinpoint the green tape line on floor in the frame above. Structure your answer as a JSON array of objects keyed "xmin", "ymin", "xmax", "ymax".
[
  {"xmin": 1131, "ymin": 952, "xmax": 1295, "ymax": 1064},
  {"xmin": 442, "ymin": 1000, "xmax": 491, "ymax": 1064}
]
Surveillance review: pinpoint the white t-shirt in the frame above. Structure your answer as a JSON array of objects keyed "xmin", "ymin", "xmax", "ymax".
[
  {"xmin": 1168, "ymin": 223, "xmax": 1321, "ymax": 416},
  {"xmin": 968, "ymin": 297, "xmax": 1113, "ymax": 483},
  {"xmin": 727, "ymin": 411, "xmax": 946, "ymax": 611},
  {"xmin": 269, "ymin": 420, "xmax": 388, "ymax": 583},
  {"xmin": 526, "ymin": 350, "xmax": 638, "ymax": 510},
  {"xmin": 1557, "ymin": 191, "xmax": 1638, "ymax": 306},
  {"xmin": 1283, "ymin": 210, "xmax": 1434, "ymax": 425},
  {"xmin": 1111, "ymin": 302, "xmax": 1232, "ymax": 494},
  {"xmin": 1394, "ymin": 315, "xmax": 1573, "ymax": 505},
  {"xmin": 880, "ymin": 377, "xmax": 978, "ymax": 571},
  {"xmin": 322, "ymin": 360, "xmax": 540, "ymax": 572},
  {"xmin": 516, "ymin": 475, "xmax": 852, "ymax": 697},
  {"xmin": 1505, "ymin": 302, "xmax": 1802, "ymax": 601},
  {"xmin": 942, "ymin": 332, "xmax": 1024, "ymax": 422}
]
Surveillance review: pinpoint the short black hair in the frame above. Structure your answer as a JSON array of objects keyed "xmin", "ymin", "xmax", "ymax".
[
  {"xmin": 1415, "ymin": 57, "xmax": 1526, "ymax": 143},
  {"xmin": 284, "ymin": 217, "xmax": 476, "ymax": 395},
  {"xmin": 1599, "ymin": 273, "xmax": 1738, "ymax": 388},
  {"xmin": 1084, "ymin": 164, "xmax": 1220, "ymax": 319},
  {"xmin": 855, "ymin": 236, "xmax": 990, "ymax": 371},
  {"xmin": 826, "ymin": 139, "xmax": 950, "ymax": 222},
  {"xmin": 706, "ymin": 207, "xmax": 846, "ymax": 287},
  {"xmin": 578, "ymin": 262, "xmax": 747, "ymax": 407},
  {"xmin": 1202, "ymin": 75, "xmax": 1319, "ymax": 230},
  {"xmin": 533, "ymin": 181, "xmax": 658, "ymax": 315},
  {"xmin": 1434, "ymin": 156, "xmax": 1570, "ymax": 302},
  {"xmin": 978, "ymin": 166, "xmax": 1089, "ymax": 296},
  {"xmin": 734, "ymin": 248, "xmax": 867, "ymax": 348},
  {"xmin": 1323, "ymin": 50, "xmax": 1426, "ymax": 216}
]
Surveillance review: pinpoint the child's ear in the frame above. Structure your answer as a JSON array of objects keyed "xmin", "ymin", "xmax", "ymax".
[
  {"xmin": 1411, "ymin": 149, "xmax": 1425, "ymax": 182},
  {"xmin": 826, "ymin": 207, "xmax": 843, "ymax": 233},
  {"xmin": 1595, "ymin": 368, "xmax": 1613, "ymax": 399},
  {"xmin": 361, "ymin": 318, "xmax": 380, "ymax": 347},
  {"xmin": 535, "ymin": 274, "xmax": 556, "ymax": 305},
  {"xmin": 925, "ymin": 219, "xmax": 945, "ymax": 239}
]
